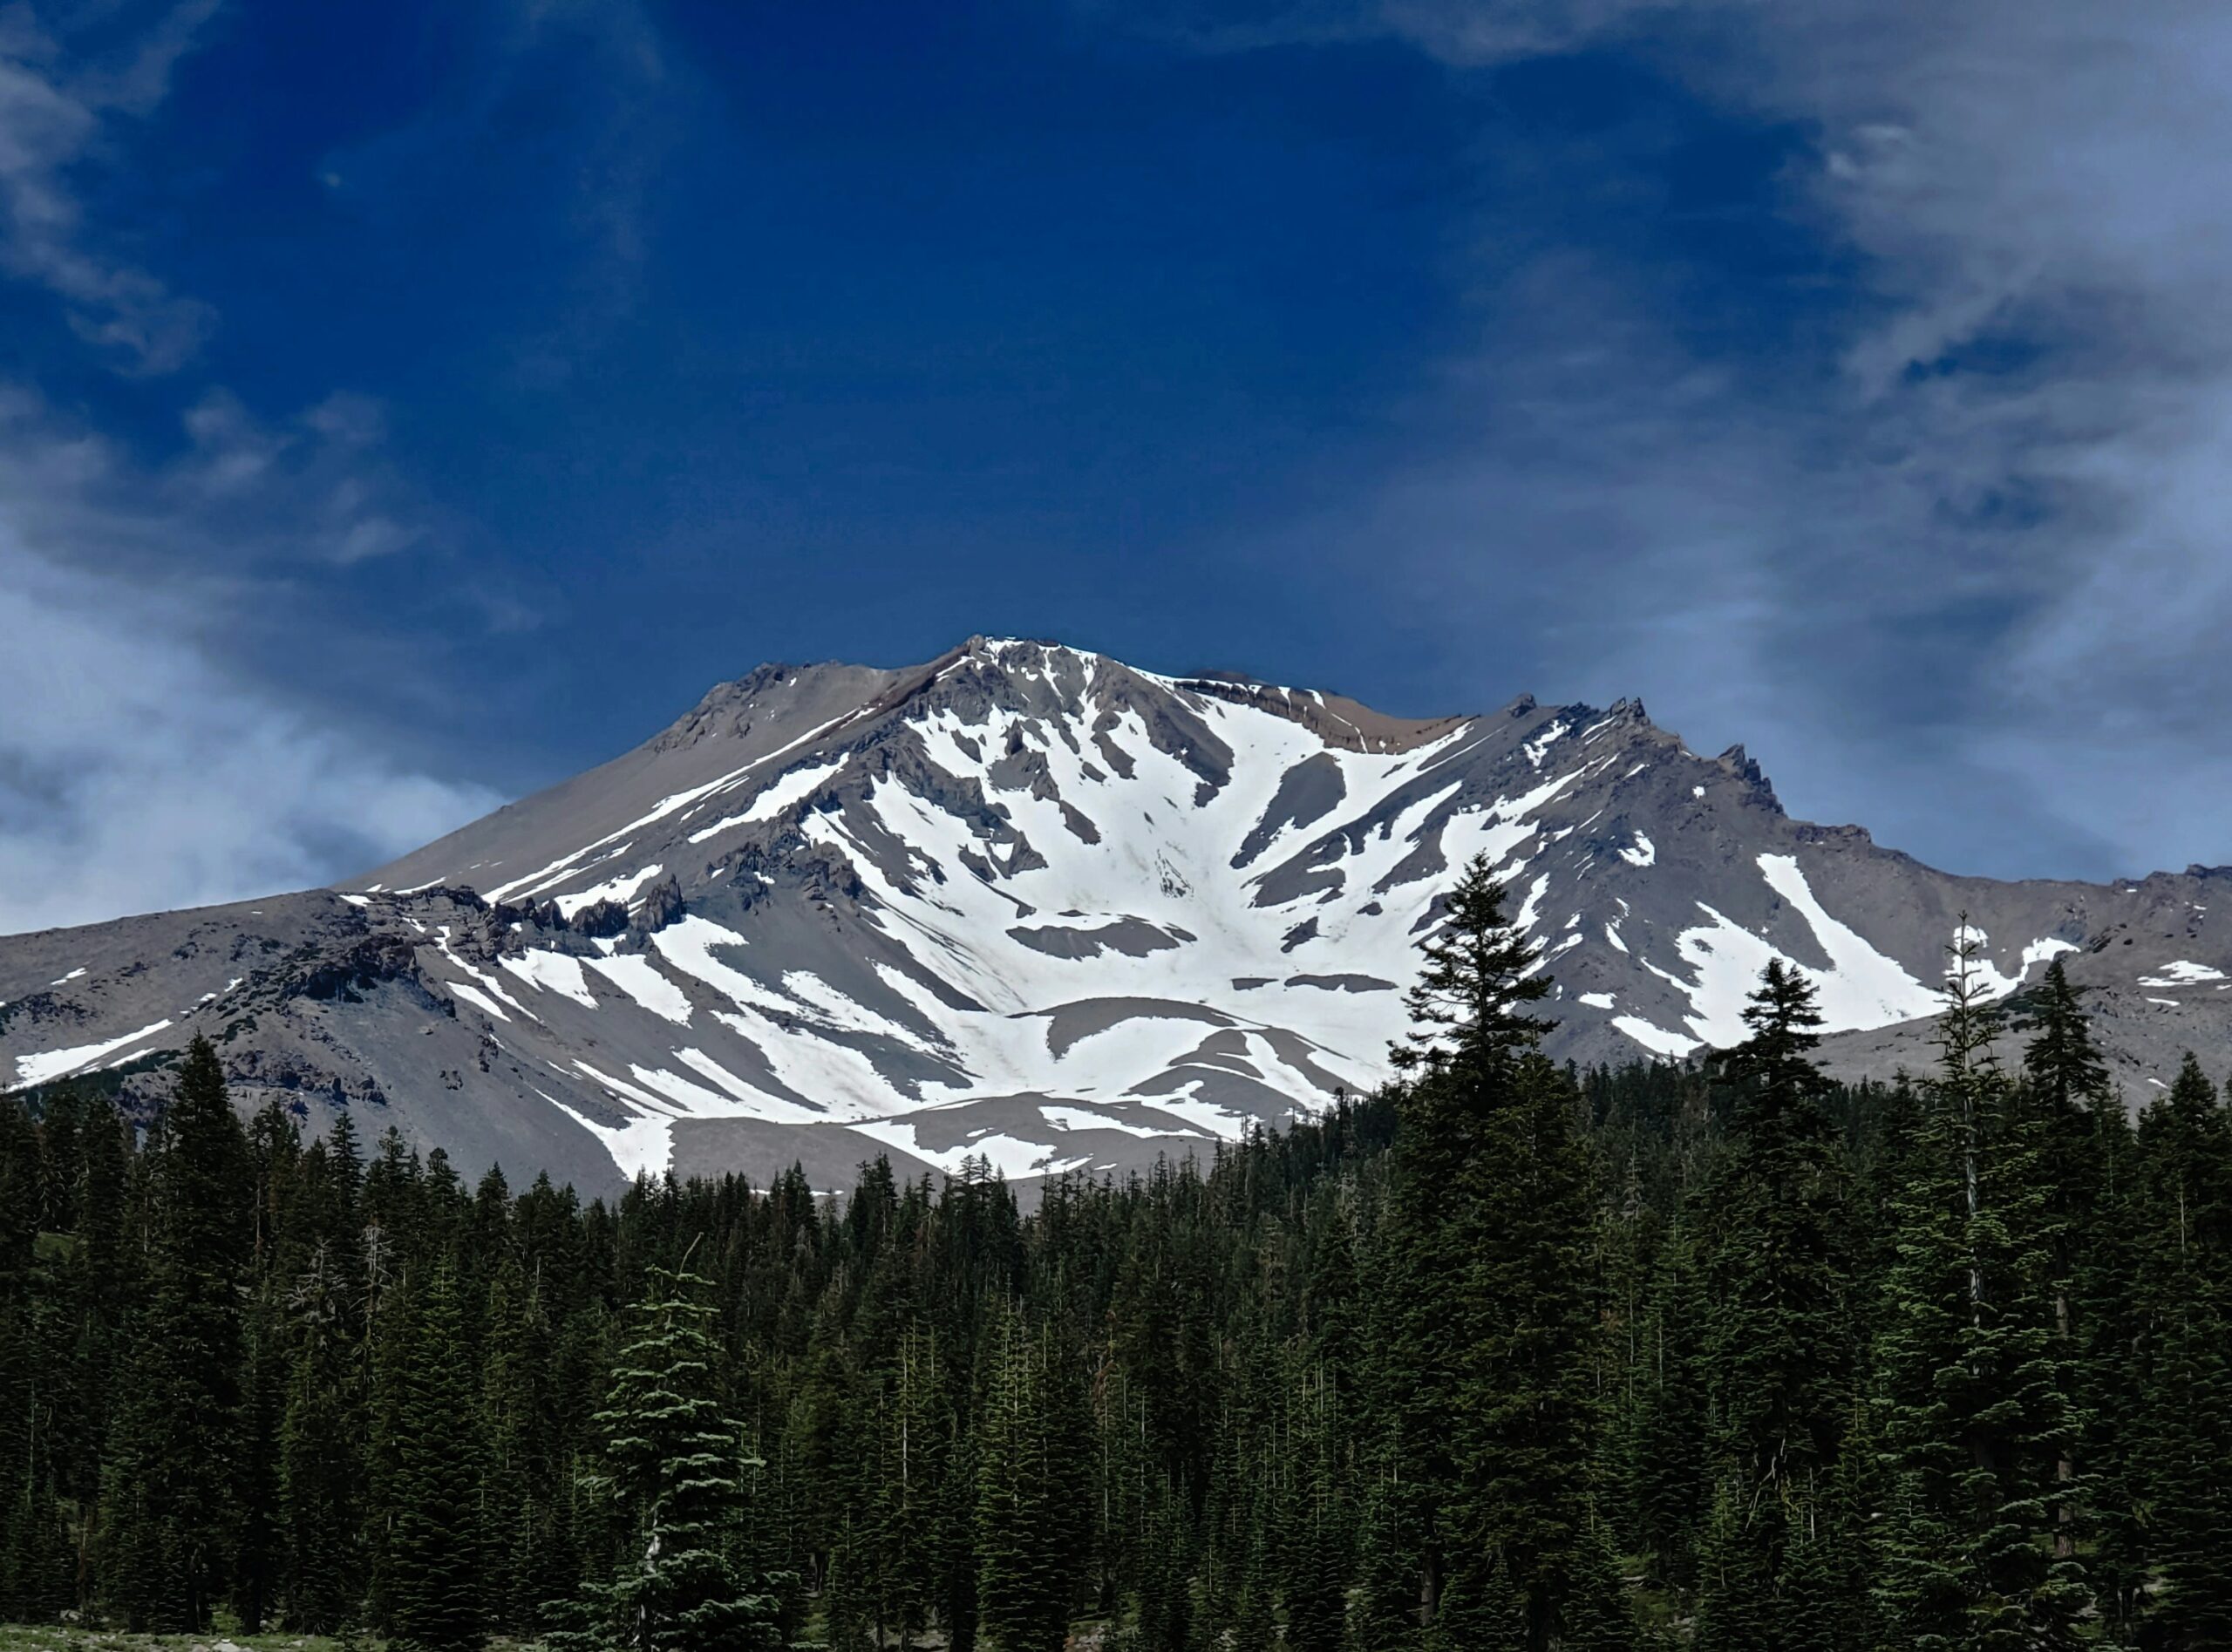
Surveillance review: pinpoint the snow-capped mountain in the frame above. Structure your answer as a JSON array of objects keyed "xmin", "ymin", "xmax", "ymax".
[{"xmin": 4, "ymin": 636, "xmax": 2228, "ymax": 1191}]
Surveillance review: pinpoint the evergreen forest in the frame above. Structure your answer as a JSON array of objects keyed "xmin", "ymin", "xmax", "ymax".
[{"xmin": 2, "ymin": 856, "xmax": 2229, "ymax": 1650}]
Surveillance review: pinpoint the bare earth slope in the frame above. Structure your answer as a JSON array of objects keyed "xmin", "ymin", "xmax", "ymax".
[{"xmin": 5, "ymin": 636, "xmax": 2227, "ymax": 1191}]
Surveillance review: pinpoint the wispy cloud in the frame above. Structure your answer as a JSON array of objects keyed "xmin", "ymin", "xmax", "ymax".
[
  {"xmin": 0, "ymin": 4, "xmax": 498, "ymax": 932},
  {"xmin": 0, "ymin": 383, "xmax": 500, "ymax": 935},
  {"xmin": 0, "ymin": 0, "xmax": 221, "ymax": 372},
  {"xmin": 0, "ymin": 524, "xmax": 498, "ymax": 935},
  {"xmin": 1170, "ymin": 0, "xmax": 2232, "ymax": 879},
  {"xmin": 319, "ymin": 0, "xmax": 690, "ymax": 389}
]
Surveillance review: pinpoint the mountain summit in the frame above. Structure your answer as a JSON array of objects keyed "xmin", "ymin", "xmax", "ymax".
[{"xmin": 3, "ymin": 636, "xmax": 2223, "ymax": 1190}]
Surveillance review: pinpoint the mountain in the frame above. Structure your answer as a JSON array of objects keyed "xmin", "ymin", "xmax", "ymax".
[{"xmin": 3, "ymin": 636, "xmax": 2226, "ymax": 1192}]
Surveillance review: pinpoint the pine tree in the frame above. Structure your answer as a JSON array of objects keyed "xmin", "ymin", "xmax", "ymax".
[
  {"xmin": 98, "ymin": 1036, "xmax": 251, "ymax": 1631},
  {"xmin": 1280, "ymin": 1420, "xmax": 1350, "ymax": 1652},
  {"xmin": 1387, "ymin": 853, "xmax": 1554, "ymax": 1078},
  {"xmin": 564, "ymin": 1258, "xmax": 783, "ymax": 1652},
  {"xmin": 384, "ymin": 1260, "xmax": 486, "ymax": 1649},
  {"xmin": 1868, "ymin": 930, "xmax": 2090, "ymax": 1648},
  {"xmin": 975, "ymin": 1307, "xmax": 1088, "ymax": 1652},
  {"xmin": 483, "ymin": 1252, "xmax": 572, "ymax": 1634},
  {"xmin": 279, "ymin": 1236, "xmax": 364, "ymax": 1629},
  {"xmin": 2133, "ymin": 1268, "xmax": 2232, "ymax": 1649},
  {"xmin": 1133, "ymin": 1487, "xmax": 1194, "ymax": 1652},
  {"xmin": 1377, "ymin": 853, "xmax": 1601, "ymax": 1650},
  {"xmin": 0, "ymin": 1098, "xmax": 75, "ymax": 1623},
  {"xmin": 1692, "ymin": 962, "xmax": 1854, "ymax": 1635},
  {"xmin": 867, "ymin": 1322, "xmax": 949, "ymax": 1647},
  {"xmin": 2128, "ymin": 1054, "xmax": 2232, "ymax": 1648},
  {"xmin": 1626, "ymin": 1221, "xmax": 1706, "ymax": 1594},
  {"xmin": 2017, "ymin": 955, "xmax": 2114, "ymax": 1568},
  {"xmin": 234, "ymin": 1282, "xmax": 286, "ymax": 1630}
]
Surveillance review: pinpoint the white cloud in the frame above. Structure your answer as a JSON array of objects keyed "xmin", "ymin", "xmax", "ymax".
[
  {"xmin": 0, "ymin": 530, "xmax": 497, "ymax": 935},
  {"xmin": 1183, "ymin": 0, "xmax": 2232, "ymax": 879},
  {"xmin": 0, "ymin": 5, "xmax": 495, "ymax": 934}
]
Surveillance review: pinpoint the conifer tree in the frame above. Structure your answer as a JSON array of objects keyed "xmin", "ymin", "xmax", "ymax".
[
  {"xmin": 1132, "ymin": 1489, "xmax": 1194, "ymax": 1652},
  {"xmin": 279, "ymin": 1237, "xmax": 364, "ymax": 1630},
  {"xmin": 1868, "ymin": 930, "xmax": 2090, "ymax": 1648},
  {"xmin": 1693, "ymin": 961, "xmax": 1854, "ymax": 1635},
  {"xmin": 1387, "ymin": 853, "xmax": 1555, "ymax": 1078},
  {"xmin": 1626, "ymin": 1221, "xmax": 1706, "ymax": 1594},
  {"xmin": 1377, "ymin": 853, "xmax": 1603, "ymax": 1650},
  {"xmin": 98, "ymin": 1036, "xmax": 251, "ymax": 1631},
  {"xmin": 2018, "ymin": 955, "xmax": 2114, "ymax": 1566},
  {"xmin": 563, "ymin": 1258, "xmax": 783, "ymax": 1652},
  {"xmin": 867, "ymin": 1322, "xmax": 949, "ymax": 1647},
  {"xmin": 483, "ymin": 1251, "xmax": 575, "ymax": 1634},
  {"xmin": 383, "ymin": 1260, "xmax": 486, "ymax": 1649},
  {"xmin": 21, "ymin": 967, "xmax": 2232, "ymax": 1652},
  {"xmin": 2133, "ymin": 1267, "xmax": 2232, "ymax": 1649},
  {"xmin": 975, "ymin": 1307, "xmax": 1088, "ymax": 1651},
  {"xmin": 2128, "ymin": 1054, "xmax": 2232, "ymax": 1648},
  {"xmin": 0, "ymin": 1105, "xmax": 74, "ymax": 1622}
]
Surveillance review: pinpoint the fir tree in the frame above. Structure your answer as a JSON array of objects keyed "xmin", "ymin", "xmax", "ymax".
[
  {"xmin": 11, "ymin": 989, "xmax": 2232, "ymax": 1652},
  {"xmin": 2018, "ymin": 955, "xmax": 2114, "ymax": 1567},
  {"xmin": 1693, "ymin": 961, "xmax": 1854, "ymax": 1635},
  {"xmin": 1377, "ymin": 853, "xmax": 1602, "ymax": 1650},
  {"xmin": 1868, "ymin": 929, "xmax": 2090, "ymax": 1649},
  {"xmin": 384, "ymin": 1261, "xmax": 486, "ymax": 1649},
  {"xmin": 2128, "ymin": 1054, "xmax": 2232, "ymax": 1648},
  {"xmin": 867, "ymin": 1322, "xmax": 949, "ymax": 1647},
  {"xmin": 563, "ymin": 1258, "xmax": 783, "ymax": 1652},
  {"xmin": 1625, "ymin": 1221, "xmax": 1706, "ymax": 1594},
  {"xmin": 98, "ymin": 1036, "xmax": 251, "ymax": 1631},
  {"xmin": 279, "ymin": 1238, "xmax": 364, "ymax": 1629},
  {"xmin": 1133, "ymin": 1489, "xmax": 1194, "ymax": 1652},
  {"xmin": 975, "ymin": 1307, "xmax": 1088, "ymax": 1652},
  {"xmin": 1388, "ymin": 853, "xmax": 1554, "ymax": 1077}
]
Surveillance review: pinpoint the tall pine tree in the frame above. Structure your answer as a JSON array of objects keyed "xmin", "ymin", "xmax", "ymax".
[
  {"xmin": 383, "ymin": 1260, "xmax": 486, "ymax": 1649},
  {"xmin": 1868, "ymin": 929, "xmax": 2089, "ymax": 1649},
  {"xmin": 974, "ymin": 1306, "xmax": 1089, "ymax": 1652},
  {"xmin": 1377, "ymin": 853, "xmax": 1606, "ymax": 1650},
  {"xmin": 1692, "ymin": 961, "xmax": 1855, "ymax": 1642},
  {"xmin": 98, "ymin": 1037, "xmax": 251, "ymax": 1631},
  {"xmin": 562, "ymin": 1258, "xmax": 784, "ymax": 1652}
]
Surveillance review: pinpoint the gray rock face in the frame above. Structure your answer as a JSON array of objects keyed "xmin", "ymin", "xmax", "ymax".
[{"xmin": 6, "ymin": 636, "xmax": 2228, "ymax": 1192}]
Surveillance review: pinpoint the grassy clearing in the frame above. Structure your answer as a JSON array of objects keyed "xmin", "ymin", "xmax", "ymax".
[
  {"xmin": 0, "ymin": 1634, "xmax": 352, "ymax": 1652},
  {"xmin": 0, "ymin": 1633, "xmax": 547, "ymax": 1652}
]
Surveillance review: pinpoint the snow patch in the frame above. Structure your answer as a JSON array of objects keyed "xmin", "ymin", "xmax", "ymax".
[
  {"xmin": 2140, "ymin": 960, "xmax": 2228, "ymax": 987},
  {"xmin": 1613, "ymin": 1016, "xmax": 1699, "ymax": 1058},
  {"xmin": 555, "ymin": 863, "xmax": 666, "ymax": 919},
  {"xmin": 501, "ymin": 950, "xmax": 599, "ymax": 1008},
  {"xmin": 585, "ymin": 954, "xmax": 695, "ymax": 1024},
  {"xmin": 16, "ymin": 1019, "xmax": 173, "ymax": 1086},
  {"xmin": 688, "ymin": 758, "xmax": 848, "ymax": 843}
]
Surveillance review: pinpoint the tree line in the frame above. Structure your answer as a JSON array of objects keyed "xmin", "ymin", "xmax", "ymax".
[{"xmin": 1, "ymin": 853, "xmax": 2229, "ymax": 1649}]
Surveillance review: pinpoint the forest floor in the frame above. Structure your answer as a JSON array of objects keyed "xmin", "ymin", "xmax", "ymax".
[{"xmin": 0, "ymin": 1634, "xmax": 533, "ymax": 1652}]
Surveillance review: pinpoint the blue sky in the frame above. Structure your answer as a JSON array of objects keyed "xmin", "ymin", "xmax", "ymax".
[{"xmin": 3, "ymin": 0, "xmax": 2228, "ymax": 929}]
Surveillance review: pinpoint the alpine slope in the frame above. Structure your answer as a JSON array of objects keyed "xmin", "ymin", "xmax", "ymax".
[{"xmin": 4, "ymin": 637, "xmax": 2226, "ymax": 1191}]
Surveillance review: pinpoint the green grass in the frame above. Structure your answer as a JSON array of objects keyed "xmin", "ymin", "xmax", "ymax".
[{"xmin": 0, "ymin": 1633, "xmax": 364, "ymax": 1652}]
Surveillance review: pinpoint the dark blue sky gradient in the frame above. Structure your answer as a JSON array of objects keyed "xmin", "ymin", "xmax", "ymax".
[{"xmin": 7, "ymin": 0, "xmax": 2215, "ymax": 907}]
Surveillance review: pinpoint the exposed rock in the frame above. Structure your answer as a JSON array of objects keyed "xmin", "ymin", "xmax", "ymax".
[{"xmin": 4, "ymin": 636, "xmax": 2225, "ymax": 1199}]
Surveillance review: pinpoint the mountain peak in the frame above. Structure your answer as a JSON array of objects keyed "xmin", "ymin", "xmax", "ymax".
[{"xmin": 3, "ymin": 636, "xmax": 2222, "ymax": 1195}]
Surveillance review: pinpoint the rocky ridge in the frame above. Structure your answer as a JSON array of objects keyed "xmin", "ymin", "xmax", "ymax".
[{"xmin": 3, "ymin": 636, "xmax": 2225, "ymax": 1191}]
